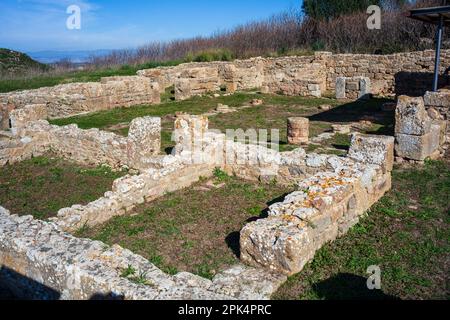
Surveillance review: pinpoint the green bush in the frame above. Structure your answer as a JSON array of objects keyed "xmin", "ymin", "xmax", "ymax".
[{"xmin": 186, "ymin": 49, "xmax": 235, "ymax": 63}]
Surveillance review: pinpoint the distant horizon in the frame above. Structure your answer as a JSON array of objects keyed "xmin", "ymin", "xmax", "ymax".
[{"xmin": 1, "ymin": 0, "xmax": 301, "ymax": 55}]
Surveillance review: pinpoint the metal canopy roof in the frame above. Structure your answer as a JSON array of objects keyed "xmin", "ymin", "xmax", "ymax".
[{"xmin": 409, "ymin": 5, "xmax": 450, "ymax": 26}]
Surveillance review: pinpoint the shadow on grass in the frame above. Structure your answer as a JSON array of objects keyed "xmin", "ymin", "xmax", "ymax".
[
  {"xmin": 312, "ymin": 273, "xmax": 400, "ymax": 300},
  {"xmin": 309, "ymin": 98, "xmax": 394, "ymax": 129}
]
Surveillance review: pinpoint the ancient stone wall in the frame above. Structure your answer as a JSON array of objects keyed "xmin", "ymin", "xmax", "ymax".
[
  {"xmin": 0, "ymin": 76, "xmax": 161, "ymax": 129},
  {"xmin": 138, "ymin": 50, "xmax": 450, "ymax": 101},
  {"xmin": 0, "ymin": 113, "xmax": 396, "ymax": 299},
  {"xmin": 52, "ymin": 161, "xmax": 215, "ymax": 232},
  {"xmin": 0, "ymin": 206, "xmax": 286, "ymax": 300},
  {"xmin": 240, "ymin": 134, "xmax": 394, "ymax": 275},
  {"xmin": 0, "ymin": 117, "xmax": 161, "ymax": 170},
  {"xmin": 327, "ymin": 50, "xmax": 450, "ymax": 96},
  {"xmin": 139, "ymin": 55, "xmax": 326, "ymax": 100}
]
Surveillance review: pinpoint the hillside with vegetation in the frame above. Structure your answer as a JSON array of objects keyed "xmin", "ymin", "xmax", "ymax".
[{"xmin": 0, "ymin": 48, "xmax": 48, "ymax": 76}]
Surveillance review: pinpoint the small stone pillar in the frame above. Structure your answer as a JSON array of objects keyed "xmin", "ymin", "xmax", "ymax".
[
  {"xmin": 287, "ymin": 117, "xmax": 309, "ymax": 145},
  {"xmin": 128, "ymin": 116, "xmax": 161, "ymax": 168},
  {"xmin": 395, "ymin": 96, "xmax": 442, "ymax": 161},
  {"xmin": 173, "ymin": 114, "xmax": 209, "ymax": 156}
]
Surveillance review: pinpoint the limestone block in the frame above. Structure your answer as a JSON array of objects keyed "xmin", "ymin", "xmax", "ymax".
[
  {"xmin": 240, "ymin": 216, "xmax": 314, "ymax": 275},
  {"xmin": 395, "ymin": 96, "xmax": 431, "ymax": 136},
  {"xmin": 424, "ymin": 90, "xmax": 450, "ymax": 108},
  {"xmin": 336, "ymin": 77, "xmax": 347, "ymax": 99},
  {"xmin": 349, "ymin": 134, "xmax": 395, "ymax": 172},
  {"xmin": 9, "ymin": 104, "xmax": 48, "ymax": 135},
  {"xmin": 287, "ymin": 117, "xmax": 309, "ymax": 145},
  {"xmin": 127, "ymin": 117, "xmax": 161, "ymax": 168},
  {"xmin": 395, "ymin": 125, "xmax": 441, "ymax": 161},
  {"xmin": 174, "ymin": 79, "xmax": 192, "ymax": 101},
  {"xmin": 358, "ymin": 77, "xmax": 371, "ymax": 99}
]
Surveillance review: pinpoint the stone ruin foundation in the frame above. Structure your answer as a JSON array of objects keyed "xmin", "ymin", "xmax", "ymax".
[
  {"xmin": 0, "ymin": 108, "xmax": 399, "ymax": 299},
  {"xmin": 0, "ymin": 49, "xmax": 448, "ymax": 299}
]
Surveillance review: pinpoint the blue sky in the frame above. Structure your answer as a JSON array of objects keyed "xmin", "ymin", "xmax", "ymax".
[{"xmin": 0, "ymin": 0, "xmax": 302, "ymax": 52}]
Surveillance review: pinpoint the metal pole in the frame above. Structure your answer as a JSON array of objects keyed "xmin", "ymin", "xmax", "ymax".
[{"xmin": 433, "ymin": 15, "xmax": 444, "ymax": 92}]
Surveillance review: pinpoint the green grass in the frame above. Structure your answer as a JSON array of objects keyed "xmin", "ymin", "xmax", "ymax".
[
  {"xmin": 0, "ymin": 60, "xmax": 182, "ymax": 93},
  {"xmin": 0, "ymin": 155, "xmax": 126, "ymax": 220},
  {"xmin": 273, "ymin": 160, "xmax": 450, "ymax": 300},
  {"xmin": 76, "ymin": 175, "xmax": 291, "ymax": 279}
]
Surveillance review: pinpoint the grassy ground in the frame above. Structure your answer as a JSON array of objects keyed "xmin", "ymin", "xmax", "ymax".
[
  {"xmin": 0, "ymin": 60, "xmax": 181, "ymax": 93},
  {"xmin": 50, "ymin": 92, "xmax": 393, "ymax": 154},
  {"xmin": 76, "ymin": 170, "xmax": 292, "ymax": 279},
  {"xmin": 274, "ymin": 160, "xmax": 450, "ymax": 300},
  {"xmin": 0, "ymin": 155, "xmax": 125, "ymax": 220}
]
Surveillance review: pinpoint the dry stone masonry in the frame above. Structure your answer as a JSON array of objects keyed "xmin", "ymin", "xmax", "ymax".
[
  {"xmin": 138, "ymin": 49, "xmax": 450, "ymax": 101},
  {"xmin": 0, "ymin": 108, "xmax": 399, "ymax": 299},
  {"xmin": 0, "ymin": 49, "xmax": 449, "ymax": 300},
  {"xmin": 0, "ymin": 76, "xmax": 161, "ymax": 130},
  {"xmin": 395, "ymin": 95, "xmax": 447, "ymax": 162}
]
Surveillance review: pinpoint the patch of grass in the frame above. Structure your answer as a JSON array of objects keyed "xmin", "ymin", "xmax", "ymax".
[
  {"xmin": 121, "ymin": 265, "xmax": 137, "ymax": 278},
  {"xmin": 213, "ymin": 168, "xmax": 230, "ymax": 182},
  {"xmin": 78, "ymin": 176, "xmax": 291, "ymax": 279},
  {"xmin": 273, "ymin": 160, "xmax": 450, "ymax": 300},
  {"xmin": 0, "ymin": 154, "xmax": 125, "ymax": 220}
]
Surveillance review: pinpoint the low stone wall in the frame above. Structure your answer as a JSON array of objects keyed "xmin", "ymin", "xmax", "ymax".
[
  {"xmin": 0, "ymin": 117, "xmax": 161, "ymax": 170},
  {"xmin": 138, "ymin": 50, "xmax": 450, "ymax": 101},
  {"xmin": 240, "ymin": 134, "xmax": 394, "ymax": 275},
  {"xmin": 51, "ymin": 161, "xmax": 215, "ymax": 232},
  {"xmin": 327, "ymin": 50, "xmax": 450, "ymax": 96},
  {"xmin": 0, "ymin": 206, "xmax": 286, "ymax": 300},
  {"xmin": 139, "ymin": 55, "xmax": 326, "ymax": 100},
  {"xmin": 0, "ymin": 76, "xmax": 161, "ymax": 130}
]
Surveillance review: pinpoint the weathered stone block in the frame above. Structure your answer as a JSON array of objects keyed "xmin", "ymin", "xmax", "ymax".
[
  {"xmin": 395, "ymin": 96, "xmax": 431, "ymax": 136},
  {"xmin": 128, "ymin": 117, "xmax": 161, "ymax": 168},
  {"xmin": 240, "ymin": 216, "xmax": 314, "ymax": 275},
  {"xmin": 174, "ymin": 79, "xmax": 192, "ymax": 101},
  {"xmin": 349, "ymin": 134, "xmax": 395, "ymax": 172},
  {"xmin": 424, "ymin": 90, "xmax": 450, "ymax": 108},
  {"xmin": 395, "ymin": 125, "xmax": 441, "ymax": 161},
  {"xmin": 358, "ymin": 77, "xmax": 371, "ymax": 99},
  {"xmin": 336, "ymin": 77, "xmax": 346, "ymax": 99},
  {"xmin": 287, "ymin": 117, "xmax": 309, "ymax": 145},
  {"xmin": 9, "ymin": 104, "xmax": 48, "ymax": 135}
]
